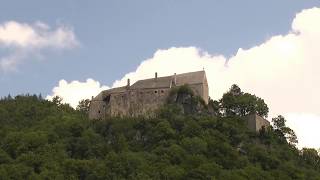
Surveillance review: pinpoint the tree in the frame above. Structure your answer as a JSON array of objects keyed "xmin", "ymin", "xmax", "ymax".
[
  {"xmin": 301, "ymin": 148, "xmax": 320, "ymax": 168},
  {"xmin": 220, "ymin": 84, "xmax": 269, "ymax": 118},
  {"xmin": 272, "ymin": 115, "xmax": 286, "ymax": 130},
  {"xmin": 0, "ymin": 94, "xmax": 319, "ymax": 178},
  {"xmin": 229, "ymin": 84, "xmax": 242, "ymax": 96},
  {"xmin": 76, "ymin": 99, "xmax": 91, "ymax": 114},
  {"xmin": 161, "ymin": 165, "xmax": 185, "ymax": 180},
  {"xmin": 52, "ymin": 96, "xmax": 63, "ymax": 106},
  {"xmin": 272, "ymin": 115, "xmax": 298, "ymax": 146}
]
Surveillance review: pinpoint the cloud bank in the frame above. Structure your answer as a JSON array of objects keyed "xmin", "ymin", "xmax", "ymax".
[
  {"xmin": 46, "ymin": 79, "xmax": 109, "ymax": 108},
  {"xmin": 47, "ymin": 7, "xmax": 320, "ymax": 149},
  {"xmin": 0, "ymin": 21, "xmax": 78, "ymax": 71}
]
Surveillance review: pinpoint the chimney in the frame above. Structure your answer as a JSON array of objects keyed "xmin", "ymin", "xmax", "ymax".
[
  {"xmin": 127, "ymin": 78, "xmax": 130, "ymax": 86},
  {"xmin": 155, "ymin": 72, "xmax": 158, "ymax": 79},
  {"xmin": 174, "ymin": 73, "xmax": 177, "ymax": 85}
]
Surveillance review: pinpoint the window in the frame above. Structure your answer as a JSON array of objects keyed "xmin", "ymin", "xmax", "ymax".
[
  {"xmin": 98, "ymin": 110, "xmax": 101, "ymax": 114},
  {"xmin": 161, "ymin": 90, "xmax": 164, "ymax": 93},
  {"xmin": 154, "ymin": 90, "xmax": 158, "ymax": 93},
  {"xmin": 103, "ymin": 95, "xmax": 111, "ymax": 104}
]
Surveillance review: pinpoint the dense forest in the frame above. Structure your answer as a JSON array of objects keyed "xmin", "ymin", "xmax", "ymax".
[{"xmin": 0, "ymin": 85, "xmax": 319, "ymax": 179}]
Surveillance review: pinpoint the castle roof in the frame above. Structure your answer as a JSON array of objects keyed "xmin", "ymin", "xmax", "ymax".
[
  {"xmin": 130, "ymin": 70, "xmax": 206, "ymax": 89},
  {"xmin": 93, "ymin": 71, "xmax": 207, "ymax": 100},
  {"xmin": 92, "ymin": 86, "xmax": 127, "ymax": 100}
]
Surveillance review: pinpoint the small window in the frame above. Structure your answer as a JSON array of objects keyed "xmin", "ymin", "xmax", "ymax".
[
  {"xmin": 161, "ymin": 90, "xmax": 164, "ymax": 93},
  {"xmin": 154, "ymin": 90, "xmax": 158, "ymax": 93},
  {"xmin": 103, "ymin": 95, "xmax": 111, "ymax": 104},
  {"xmin": 98, "ymin": 110, "xmax": 101, "ymax": 114}
]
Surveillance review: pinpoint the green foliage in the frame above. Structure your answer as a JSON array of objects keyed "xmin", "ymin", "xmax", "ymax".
[
  {"xmin": 76, "ymin": 99, "xmax": 91, "ymax": 115},
  {"xmin": 301, "ymin": 148, "xmax": 320, "ymax": 169},
  {"xmin": 0, "ymin": 94, "xmax": 319, "ymax": 179},
  {"xmin": 219, "ymin": 84, "xmax": 269, "ymax": 118},
  {"xmin": 272, "ymin": 115, "xmax": 298, "ymax": 146},
  {"xmin": 52, "ymin": 96, "xmax": 63, "ymax": 106}
]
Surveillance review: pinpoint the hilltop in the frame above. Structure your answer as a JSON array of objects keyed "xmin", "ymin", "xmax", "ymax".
[{"xmin": 0, "ymin": 85, "xmax": 319, "ymax": 179}]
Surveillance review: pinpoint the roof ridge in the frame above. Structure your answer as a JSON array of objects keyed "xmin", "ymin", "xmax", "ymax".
[
  {"xmin": 107, "ymin": 70, "xmax": 206, "ymax": 91},
  {"xmin": 134, "ymin": 70, "xmax": 205, "ymax": 82}
]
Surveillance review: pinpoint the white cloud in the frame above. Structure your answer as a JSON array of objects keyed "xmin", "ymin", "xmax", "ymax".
[
  {"xmin": 47, "ymin": 7, "xmax": 320, "ymax": 149},
  {"xmin": 46, "ymin": 79, "xmax": 109, "ymax": 108},
  {"xmin": 0, "ymin": 21, "xmax": 78, "ymax": 71},
  {"xmin": 285, "ymin": 113, "xmax": 320, "ymax": 149}
]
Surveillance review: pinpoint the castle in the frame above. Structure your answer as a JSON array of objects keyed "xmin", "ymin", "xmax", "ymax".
[
  {"xmin": 89, "ymin": 70, "xmax": 208, "ymax": 119},
  {"xmin": 89, "ymin": 70, "xmax": 269, "ymax": 131}
]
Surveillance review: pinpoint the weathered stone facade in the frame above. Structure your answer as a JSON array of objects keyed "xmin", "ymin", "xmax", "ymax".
[
  {"xmin": 246, "ymin": 114, "xmax": 270, "ymax": 132},
  {"xmin": 89, "ymin": 71, "xmax": 209, "ymax": 119}
]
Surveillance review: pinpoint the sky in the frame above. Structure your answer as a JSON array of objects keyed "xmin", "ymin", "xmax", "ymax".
[{"xmin": 1, "ymin": 0, "xmax": 320, "ymax": 149}]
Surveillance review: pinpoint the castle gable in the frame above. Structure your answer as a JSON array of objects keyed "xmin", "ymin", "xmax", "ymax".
[{"xmin": 175, "ymin": 71, "xmax": 206, "ymax": 86}]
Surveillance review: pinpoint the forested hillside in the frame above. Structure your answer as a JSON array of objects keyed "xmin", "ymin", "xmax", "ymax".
[{"xmin": 0, "ymin": 86, "xmax": 319, "ymax": 179}]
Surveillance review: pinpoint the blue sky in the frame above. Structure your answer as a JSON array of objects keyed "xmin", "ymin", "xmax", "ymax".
[
  {"xmin": 0, "ymin": 0, "xmax": 319, "ymax": 96},
  {"xmin": 1, "ymin": 1, "xmax": 320, "ymax": 149}
]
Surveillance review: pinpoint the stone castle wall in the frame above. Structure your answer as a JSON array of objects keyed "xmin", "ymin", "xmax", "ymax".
[
  {"xmin": 88, "ymin": 83, "xmax": 206, "ymax": 119},
  {"xmin": 188, "ymin": 83, "xmax": 208, "ymax": 104},
  {"xmin": 109, "ymin": 87, "xmax": 171, "ymax": 117},
  {"xmin": 246, "ymin": 114, "xmax": 270, "ymax": 132}
]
